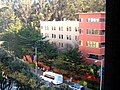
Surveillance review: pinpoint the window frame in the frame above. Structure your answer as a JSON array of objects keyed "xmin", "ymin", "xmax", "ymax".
[
  {"xmin": 66, "ymin": 35, "xmax": 71, "ymax": 40},
  {"xmin": 52, "ymin": 34, "xmax": 56, "ymax": 38},
  {"xmin": 99, "ymin": 18, "xmax": 105, "ymax": 22},
  {"xmin": 79, "ymin": 18, "xmax": 83, "ymax": 22},
  {"xmin": 59, "ymin": 34, "xmax": 63, "ymax": 39},
  {"xmin": 79, "ymin": 40, "xmax": 83, "ymax": 46}
]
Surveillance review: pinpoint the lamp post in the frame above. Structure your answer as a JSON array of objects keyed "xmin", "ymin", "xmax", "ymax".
[
  {"xmin": 34, "ymin": 46, "xmax": 38, "ymax": 74},
  {"xmin": 95, "ymin": 60, "xmax": 103, "ymax": 90},
  {"xmin": 34, "ymin": 40, "xmax": 41, "ymax": 75}
]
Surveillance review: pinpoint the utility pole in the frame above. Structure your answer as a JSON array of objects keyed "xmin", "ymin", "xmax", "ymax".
[
  {"xmin": 95, "ymin": 60, "xmax": 103, "ymax": 90},
  {"xmin": 34, "ymin": 47, "xmax": 38, "ymax": 74},
  {"xmin": 100, "ymin": 60, "xmax": 103, "ymax": 90}
]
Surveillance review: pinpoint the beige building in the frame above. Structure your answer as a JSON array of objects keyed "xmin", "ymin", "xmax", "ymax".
[{"xmin": 40, "ymin": 20, "xmax": 79, "ymax": 50}]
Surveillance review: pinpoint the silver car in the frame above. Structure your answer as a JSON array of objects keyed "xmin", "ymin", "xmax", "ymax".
[{"xmin": 69, "ymin": 83, "xmax": 85, "ymax": 90}]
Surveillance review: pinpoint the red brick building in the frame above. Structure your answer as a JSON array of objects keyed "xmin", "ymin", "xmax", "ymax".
[{"xmin": 78, "ymin": 12, "xmax": 105, "ymax": 64}]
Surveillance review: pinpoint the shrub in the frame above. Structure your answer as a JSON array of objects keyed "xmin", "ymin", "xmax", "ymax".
[{"xmin": 79, "ymin": 80, "xmax": 87, "ymax": 87}]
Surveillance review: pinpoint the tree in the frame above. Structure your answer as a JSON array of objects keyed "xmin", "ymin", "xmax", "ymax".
[
  {"xmin": 1, "ymin": 24, "xmax": 59, "ymax": 61},
  {"xmin": 13, "ymin": 1, "xmax": 43, "ymax": 30},
  {"xmin": 76, "ymin": 0, "xmax": 105, "ymax": 13},
  {"xmin": 87, "ymin": 64, "xmax": 100, "ymax": 78},
  {"xmin": 39, "ymin": 0, "xmax": 105, "ymax": 21},
  {"xmin": 0, "ymin": 26, "xmax": 41, "ymax": 57},
  {"xmin": 53, "ymin": 48, "xmax": 84, "ymax": 73},
  {"xmin": 0, "ymin": 7, "xmax": 12, "ymax": 32},
  {"xmin": 0, "ymin": 48, "xmax": 45, "ymax": 89},
  {"xmin": 17, "ymin": 26, "xmax": 58, "ymax": 59}
]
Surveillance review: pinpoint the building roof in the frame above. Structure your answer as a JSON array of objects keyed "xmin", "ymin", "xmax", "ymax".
[
  {"xmin": 76, "ymin": 12, "xmax": 105, "ymax": 15},
  {"xmin": 43, "ymin": 71, "xmax": 63, "ymax": 77}
]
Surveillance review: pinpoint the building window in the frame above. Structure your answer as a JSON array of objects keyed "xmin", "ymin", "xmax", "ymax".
[
  {"xmin": 94, "ymin": 30, "xmax": 99, "ymax": 35},
  {"xmin": 75, "ymin": 36, "xmax": 78, "ymax": 41},
  {"xmin": 61, "ymin": 27, "xmax": 63, "ymax": 31},
  {"xmin": 45, "ymin": 33, "xmax": 49, "ymax": 38},
  {"xmin": 52, "ymin": 34, "xmax": 56, "ymax": 38},
  {"xmin": 99, "ymin": 18, "xmax": 105, "ymax": 22},
  {"xmin": 100, "ymin": 30, "xmax": 105, "ymax": 35},
  {"xmin": 79, "ymin": 29, "xmax": 82, "ymax": 34},
  {"xmin": 59, "ymin": 34, "xmax": 63, "ymax": 39},
  {"xmin": 87, "ymin": 18, "xmax": 99, "ymax": 22},
  {"xmin": 87, "ymin": 18, "xmax": 91, "ymax": 22},
  {"xmin": 51, "ymin": 26, "xmax": 56, "ymax": 30},
  {"xmin": 79, "ymin": 18, "xmax": 83, "ymax": 22},
  {"xmin": 92, "ymin": 42, "xmax": 96, "ymax": 48},
  {"xmin": 45, "ymin": 26, "xmax": 47, "ymax": 30},
  {"xmin": 86, "ymin": 41, "xmax": 99, "ymax": 48},
  {"xmin": 87, "ymin": 29, "xmax": 100, "ymax": 35},
  {"xmin": 65, "ymin": 43, "xmax": 72, "ymax": 48},
  {"xmin": 59, "ymin": 27, "xmax": 60, "ymax": 31},
  {"xmin": 102, "ymin": 55, "xmax": 105, "ymax": 59},
  {"xmin": 41, "ymin": 33, "xmax": 43, "ymax": 36},
  {"xmin": 61, "ymin": 43, "xmax": 63, "ymax": 47},
  {"xmin": 66, "ymin": 35, "xmax": 69, "ymax": 40},
  {"xmin": 51, "ymin": 41, "xmax": 56, "ymax": 46},
  {"xmin": 45, "ymin": 26, "xmax": 49, "ymax": 30},
  {"xmin": 54, "ymin": 26, "xmax": 56, "ymax": 30},
  {"xmin": 75, "ymin": 27, "xmax": 78, "ymax": 32},
  {"xmin": 52, "ymin": 34, "xmax": 53, "ymax": 38},
  {"xmin": 92, "ymin": 30, "xmax": 95, "ymax": 34},
  {"xmin": 99, "ymin": 42, "xmax": 105, "ymax": 48},
  {"xmin": 67, "ymin": 26, "xmax": 69, "ymax": 31},
  {"xmin": 58, "ymin": 42, "xmax": 64, "ymax": 47},
  {"xmin": 69, "ymin": 27, "xmax": 71, "ymax": 31},
  {"xmin": 58, "ymin": 42, "xmax": 60, "ymax": 47},
  {"xmin": 66, "ymin": 35, "xmax": 71, "ymax": 40},
  {"xmin": 59, "ymin": 26, "xmax": 63, "ymax": 31},
  {"xmin": 52, "ymin": 26, "xmax": 54, "ymax": 30},
  {"xmin": 67, "ymin": 27, "xmax": 71, "ymax": 31},
  {"xmin": 88, "ymin": 54, "xmax": 99, "ymax": 60},
  {"xmin": 87, "ymin": 29, "xmax": 91, "ymax": 34},
  {"xmin": 79, "ymin": 40, "xmax": 83, "ymax": 46},
  {"xmin": 41, "ymin": 26, "xmax": 43, "ymax": 29},
  {"xmin": 88, "ymin": 54, "xmax": 104, "ymax": 60}
]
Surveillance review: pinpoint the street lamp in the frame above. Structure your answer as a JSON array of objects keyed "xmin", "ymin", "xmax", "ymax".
[
  {"xmin": 34, "ymin": 46, "xmax": 38, "ymax": 74},
  {"xmin": 95, "ymin": 60, "xmax": 103, "ymax": 90},
  {"xmin": 34, "ymin": 40, "xmax": 42, "ymax": 75}
]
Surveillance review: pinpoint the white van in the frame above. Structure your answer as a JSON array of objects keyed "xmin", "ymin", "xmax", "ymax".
[{"xmin": 40, "ymin": 71, "xmax": 63, "ymax": 84}]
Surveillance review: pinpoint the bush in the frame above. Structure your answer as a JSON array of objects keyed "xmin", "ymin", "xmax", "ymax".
[
  {"xmin": 29, "ymin": 63, "xmax": 35, "ymax": 69},
  {"xmin": 79, "ymin": 80, "xmax": 87, "ymax": 87},
  {"xmin": 86, "ymin": 80, "xmax": 99, "ymax": 90}
]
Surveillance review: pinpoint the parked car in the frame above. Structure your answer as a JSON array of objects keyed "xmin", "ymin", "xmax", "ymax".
[
  {"xmin": 40, "ymin": 71, "xmax": 63, "ymax": 84},
  {"xmin": 68, "ymin": 83, "xmax": 85, "ymax": 90}
]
